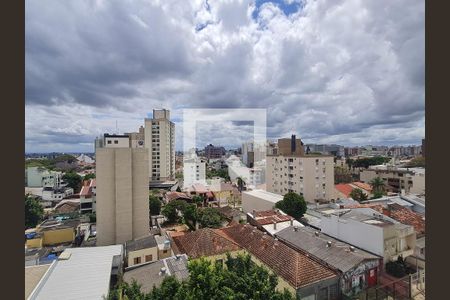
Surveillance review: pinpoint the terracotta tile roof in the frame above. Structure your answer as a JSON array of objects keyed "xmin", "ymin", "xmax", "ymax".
[
  {"xmin": 383, "ymin": 203, "xmax": 425, "ymax": 234},
  {"xmin": 172, "ymin": 228, "xmax": 241, "ymax": 259},
  {"xmin": 351, "ymin": 182, "xmax": 372, "ymax": 192},
  {"xmin": 165, "ymin": 191, "xmax": 191, "ymax": 202},
  {"xmin": 220, "ymin": 224, "xmax": 337, "ymax": 289},
  {"xmin": 343, "ymin": 203, "xmax": 425, "ymax": 234},
  {"xmin": 335, "ymin": 184, "xmax": 353, "ymax": 197}
]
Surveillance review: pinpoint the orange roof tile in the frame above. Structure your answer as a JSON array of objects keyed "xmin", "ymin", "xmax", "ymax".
[
  {"xmin": 172, "ymin": 228, "xmax": 241, "ymax": 259},
  {"xmin": 335, "ymin": 184, "xmax": 353, "ymax": 197},
  {"xmin": 220, "ymin": 224, "xmax": 337, "ymax": 289}
]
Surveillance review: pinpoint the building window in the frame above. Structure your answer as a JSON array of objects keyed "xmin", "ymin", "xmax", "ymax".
[
  {"xmin": 114, "ymin": 140, "xmax": 118, "ymax": 144},
  {"xmin": 163, "ymin": 250, "xmax": 168, "ymax": 254},
  {"xmin": 107, "ymin": 140, "xmax": 112, "ymax": 144},
  {"xmin": 134, "ymin": 257, "xmax": 141, "ymax": 265},
  {"xmin": 145, "ymin": 255, "xmax": 153, "ymax": 262}
]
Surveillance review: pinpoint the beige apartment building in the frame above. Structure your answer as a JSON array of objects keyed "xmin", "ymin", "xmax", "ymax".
[
  {"xmin": 266, "ymin": 135, "xmax": 335, "ymax": 203},
  {"xmin": 144, "ymin": 109, "xmax": 175, "ymax": 182},
  {"xmin": 360, "ymin": 166, "xmax": 425, "ymax": 194},
  {"xmin": 96, "ymin": 145, "xmax": 150, "ymax": 246}
]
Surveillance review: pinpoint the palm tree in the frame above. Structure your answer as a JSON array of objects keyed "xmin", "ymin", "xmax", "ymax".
[
  {"xmin": 237, "ymin": 177, "xmax": 246, "ymax": 192},
  {"xmin": 369, "ymin": 177, "xmax": 385, "ymax": 194}
]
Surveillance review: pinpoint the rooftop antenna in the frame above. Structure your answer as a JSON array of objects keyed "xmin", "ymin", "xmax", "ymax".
[{"xmin": 115, "ymin": 120, "xmax": 118, "ymax": 134}]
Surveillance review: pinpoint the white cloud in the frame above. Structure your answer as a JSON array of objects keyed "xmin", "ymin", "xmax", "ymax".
[{"xmin": 25, "ymin": 0, "xmax": 424, "ymax": 152}]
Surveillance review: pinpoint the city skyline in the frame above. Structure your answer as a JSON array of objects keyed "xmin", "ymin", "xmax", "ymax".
[{"xmin": 26, "ymin": 0, "xmax": 424, "ymax": 153}]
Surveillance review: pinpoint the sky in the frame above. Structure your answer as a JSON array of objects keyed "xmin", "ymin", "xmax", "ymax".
[{"xmin": 25, "ymin": 0, "xmax": 425, "ymax": 153}]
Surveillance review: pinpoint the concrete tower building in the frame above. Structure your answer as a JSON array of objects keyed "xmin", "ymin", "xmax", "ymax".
[
  {"xmin": 95, "ymin": 135, "xmax": 149, "ymax": 246},
  {"xmin": 144, "ymin": 109, "xmax": 175, "ymax": 182},
  {"xmin": 266, "ymin": 135, "xmax": 335, "ymax": 203}
]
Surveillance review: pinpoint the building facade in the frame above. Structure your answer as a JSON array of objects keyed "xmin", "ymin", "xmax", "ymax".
[
  {"xmin": 183, "ymin": 154, "xmax": 206, "ymax": 188},
  {"xmin": 145, "ymin": 109, "xmax": 175, "ymax": 182},
  {"xmin": 320, "ymin": 209, "xmax": 416, "ymax": 265},
  {"xmin": 204, "ymin": 144, "xmax": 226, "ymax": 159},
  {"xmin": 96, "ymin": 144, "xmax": 150, "ymax": 246}
]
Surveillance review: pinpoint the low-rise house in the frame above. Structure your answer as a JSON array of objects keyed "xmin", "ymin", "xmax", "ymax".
[
  {"xmin": 53, "ymin": 199, "xmax": 80, "ymax": 214},
  {"xmin": 155, "ymin": 234, "xmax": 172, "ymax": 259},
  {"xmin": 123, "ymin": 254, "xmax": 189, "ymax": 294},
  {"xmin": 208, "ymin": 182, "xmax": 235, "ymax": 207},
  {"xmin": 26, "ymin": 245, "xmax": 123, "ymax": 300},
  {"xmin": 221, "ymin": 224, "xmax": 340, "ymax": 300},
  {"xmin": 247, "ymin": 209, "xmax": 304, "ymax": 236},
  {"xmin": 216, "ymin": 206, "xmax": 245, "ymax": 223},
  {"xmin": 276, "ymin": 226, "xmax": 381, "ymax": 297},
  {"xmin": 172, "ymin": 228, "xmax": 242, "ymax": 259},
  {"xmin": 242, "ymin": 189, "xmax": 283, "ymax": 213},
  {"xmin": 25, "ymin": 219, "xmax": 79, "ymax": 248},
  {"xmin": 320, "ymin": 208, "xmax": 416, "ymax": 265},
  {"xmin": 164, "ymin": 191, "xmax": 192, "ymax": 204},
  {"xmin": 42, "ymin": 186, "xmax": 74, "ymax": 201},
  {"xmin": 79, "ymin": 179, "xmax": 96, "ymax": 214},
  {"xmin": 125, "ymin": 235, "xmax": 159, "ymax": 267}
]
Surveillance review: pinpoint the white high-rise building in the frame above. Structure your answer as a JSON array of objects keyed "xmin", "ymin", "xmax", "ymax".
[
  {"xmin": 144, "ymin": 109, "xmax": 175, "ymax": 182},
  {"xmin": 183, "ymin": 152, "xmax": 206, "ymax": 188},
  {"xmin": 242, "ymin": 141, "xmax": 266, "ymax": 168}
]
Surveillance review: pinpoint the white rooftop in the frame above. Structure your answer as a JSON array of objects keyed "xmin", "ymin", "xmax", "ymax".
[
  {"xmin": 242, "ymin": 189, "xmax": 283, "ymax": 203},
  {"xmin": 29, "ymin": 245, "xmax": 123, "ymax": 300},
  {"xmin": 262, "ymin": 219, "xmax": 304, "ymax": 236}
]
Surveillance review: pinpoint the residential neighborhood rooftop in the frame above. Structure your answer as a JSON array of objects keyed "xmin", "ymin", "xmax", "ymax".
[
  {"xmin": 242, "ymin": 189, "xmax": 283, "ymax": 203},
  {"xmin": 220, "ymin": 224, "xmax": 338, "ymax": 289},
  {"xmin": 172, "ymin": 228, "xmax": 241, "ymax": 259},
  {"xmin": 126, "ymin": 235, "xmax": 158, "ymax": 252},
  {"xmin": 275, "ymin": 226, "xmax": 380, "ymax": 273},
  {"xmin": 27, "ymin": 245, "xmax": 123, "ymax": 300}
]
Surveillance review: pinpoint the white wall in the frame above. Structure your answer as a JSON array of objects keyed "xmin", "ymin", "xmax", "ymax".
[
  {"xmin": 321, "ymin": 215, "xmax": 385, "ymax": 256},
  {"xmin": 242, "ymin": 191, "xmax": 282, "ymax": 214}
]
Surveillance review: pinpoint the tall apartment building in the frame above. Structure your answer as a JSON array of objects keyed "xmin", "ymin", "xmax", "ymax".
[
  {"xmin": 95, "ymin": 135, "xmax": 149, "ymax": 246},
  {"xmin": 144, "ymin": 109, "xmax": 175, "ymax": 182},
  {"xmin": 204, "ymin": 144, "xmax": 226, "ymax": 159},
  {"xmin": 266, "ymin": 135, "xmax": 335, "ymax": 203},
  {"xmin": 242, "ymin": 141, "xmax": 266, "ymax": 168},
  {"xmin": 183, "ymin": 154, "xmax": 207, "ymax": 188},
  {"xmin": 127, "ymin": 126, "xmax": 145, "ymax": 148}
]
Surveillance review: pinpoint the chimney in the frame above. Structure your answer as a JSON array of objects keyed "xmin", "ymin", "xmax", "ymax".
[
  {"xmin": 326, "ymin": 241, "xmax": 332, "ymax": 247},
  {"xmin": 160, "ymin": 267, "xmax": 167, "ymax": 275},
  {"xmin": 293, "ymin": 226, "xmax": 299, "ymax": 232},
  {"xmin": 349, "ymin": 246, "xmax": 355, "ymax": 252},
  {"xmin": 315, "ymin": 231, "xmax": 320, "ymax": 237},
  {"xmin": 290, "ymin": 219, "xmax": 294, "ymax": 226},
  {"xmin": 273, "ymin": 221, "xmax": 277, "ymax": 230},
  {"xmin": 252, "ymin": 209, "xmax": 256, "ymax": 217}
]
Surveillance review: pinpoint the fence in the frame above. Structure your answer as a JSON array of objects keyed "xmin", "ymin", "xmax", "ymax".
[{"xmin": 359, "ymin": 270, "xmax": 425, "ymax": 300}]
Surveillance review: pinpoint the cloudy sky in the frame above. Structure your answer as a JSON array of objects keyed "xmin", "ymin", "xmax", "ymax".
[{"xmin": 25, "ymin": 0, "xmax": 424, "ymax": 153}]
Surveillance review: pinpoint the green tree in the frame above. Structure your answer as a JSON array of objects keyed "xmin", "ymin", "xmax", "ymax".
[
  {"xmin": 62, "ymin": 172, "xmax": 83, "ymax": 193},
  {"xmin": 109, "ymin": 253, "xmax": 296, "ymax": 300},
  {"xmin": 149, "ymin": 195, "xmax": 162, "ymax": 216},
  {"xmin": 83, "ymin": 173, "xmax": 96, "ymax": 180},
  {"xmin": 192, "ymin": 195, "xmax": 204, "ymax": 207},
  {"xmin": 405, "ymin": 157, "xmax": 425, "ymax": 168},
  {"xmin": 369, "ymin": 177, "xmax": 386, "ymax": 195},
  {"xmin": 349, "ymin": 188, "xmax": 368, "ymax": 202},
  {"xmin": 198, "ymin": 207, "xmax": 223, "ymax": 228},
  {"xmin": 237, "ymin": 177, "xmax": 246, "ymax": 192},
  {"xmin": 161, "ymin": 200, "xmax": 187, "ymax": 223},
  {"xmin": 25, "ymin": 195, "xmax": 44, "ymax": 229},
  {"xmin": 275, "ymin": 192, "xmax": 307, "ymax": 220},
  {"xmin": 182, "ymin": 204, "xmax": 198, "ymax": 230}
]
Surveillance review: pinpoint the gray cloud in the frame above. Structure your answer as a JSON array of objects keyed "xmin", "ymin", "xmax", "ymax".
[{"xmin": 25, "ymin": 0, "xmax": 424, "ymax": 152}]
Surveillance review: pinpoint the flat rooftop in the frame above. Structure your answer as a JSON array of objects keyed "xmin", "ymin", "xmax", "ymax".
[
  {"xmin": 28, "ymin": 245, "xmax": 123, "ymax": 300},
  {"xmin": 25, "ymin": 264, "xmax": 51, "ymax": 299},
  {"xmin": 242, "ymin": 189, "xmax": 283, "ymax": 203}
]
